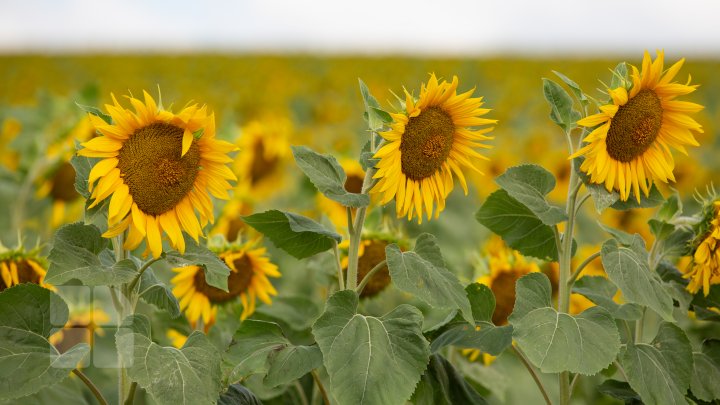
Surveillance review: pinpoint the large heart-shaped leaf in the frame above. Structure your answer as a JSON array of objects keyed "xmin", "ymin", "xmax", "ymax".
[{"xmin": 495, "ymin": 164, "xmax": 567, "ymax": 225}]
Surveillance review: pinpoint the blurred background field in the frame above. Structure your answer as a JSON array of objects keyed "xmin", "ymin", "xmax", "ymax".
[{"xmin": 1, "ymin": 54, "xmax": 719, "ymax": 404}]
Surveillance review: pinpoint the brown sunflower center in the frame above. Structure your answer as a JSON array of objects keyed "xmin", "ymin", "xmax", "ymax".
[
  {"xmin": 347, "ymin": 240, "xmax": 391, "ymax": 298},
  {"xmin": 606, "ymin": 89, "xmax": 663, "ymax": 162},
  {"xmin": 250, "ymin": 140, "xmax": 279, "ymax": 185},
  {"xmin": 400, "ymin": 106, "xmax": 455, "ymax": 180},
  {"xmin": 344, "ymin": 173, "xmax": 364, "ymax": 194},
  {"xmin": 117, "ymin": 122, "xmax": 200, "ymax": 216},
  {"xmin": 50, "ymin": 162, "xmax": 80, "ymax": 202},
  {"xmin": 0, "ymin": 259, "xmax": 42, "ymax": 292},
  {"xmin": 489, "ymin": 270, "xmax": 523, "ymax": 325},
  {"xmin": 193, "ymin": 255, "xmax": 254, "ymax": 303}
]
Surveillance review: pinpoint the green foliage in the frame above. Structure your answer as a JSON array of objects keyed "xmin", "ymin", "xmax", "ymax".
[
  {"xmin": 476, "ymin": 189, "xmax": 563, "ymax": 261},
  {"xmin": 542, "ymin": 78, "xmax": 580, "ymax": 133},
  {"xmin": 610, "ymin": 185, "xmax": 665, "ymax": 210},
  {"xmin": 619, "ymin": 322, "xmax": 693, "ymax": 405},
  {"xmin": 312, "ymin": 290, "xmax": 430, "ymax": 405},
  {"xmin": 494, "ymin": 164, "xmax": 567, "ymax": 225},
  {"xmin": 116, "ymin": 314, "xmax": 223, "ymax": 405},
  {"xmin": 217, "ymin": 384, "xmax": 263, "ymax": 405},
  {"xmin": 597, "ymin": 380, "xmax": 642, "ymax": 404},
  {"xmin": 46, "ymin": 222, "xmax": 137, "ymax": 286},
  {"xmin": 291, "ymin": 145, "xmax": 369, "ymax": 208},
  {"xmin": 224, "ymin": 320, "xmax": 289, "ymax": 383},
  {"xmin": 572, "ymin": 276, "xmax": 643, "ymax": 320},
  {"xmin": 412, "ymin": 354, "xmax": 487, "ymax": 405},
  {"xmin": 429, "ymin": 284, "xmax": 513, "ymax": 356},
  {"xmin": 610, "ymin": 62, "xmax": 630, "ymax": 89},
  {"xmin": 242, "ymin": 210, "xmax": 341, "ymax": 259},
  {"xmin": 552, "ymin": 70, "xmax": 589, "ymax": 109},
  {"xmin": 0, "ymin": 284, "xmax": 89, "ymax": 401},
  {"xmin": 69, "ymin": 149, "xmax": 96, "ymax": 200},
  {"xmin": 75, "ymin": 101, "xmax": 111, "ymax": 124},
  {"xmin": 690, "ymin": 340, "xmax": 720, "ymax": 401},
  {"xmin": 358, "ymin": 78, "xmax": 392, "ymax": 131},
  {"xmin": 601, "ymin": 237, "xmax": 675, "ymax": 321},
  {"xmin": 385, "ymin": 233, "xmax": 473, "ymax": 324},
  {"xmin": 265, "ymin": 345, "xmax": 323, "ymax": 388},
  {"xmin": 137, "ymin": 267, "xmax": 181, "ymax": 318},
  {"xmin": 254, "ymin": 296, "xmax": 321, "ymax": 331},
  {"xmin": 509, "ymin": 273, "xmax": 621, "ymax": 375},
  {"xmin": 163, "ymin": 235, "xmax": 231, "ymax": 291}
]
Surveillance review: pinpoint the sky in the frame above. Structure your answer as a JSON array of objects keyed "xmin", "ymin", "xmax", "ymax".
[{"xmin": 2, "ymin": 0, "xmax": 720, "ymax": 56}]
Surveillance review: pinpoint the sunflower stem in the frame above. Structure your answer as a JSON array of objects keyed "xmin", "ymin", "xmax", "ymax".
[
  {"xmin": 345, "ymin": 149, "xmax": 378, "ymax": 290},
  {"xmin": 356, "ymin": 259, "xmax": 386, "ymax": 295},
  {"xmin": 512, "ymin": 345, "xmax": 553, "ymax": 405},
  {"xmin": 567, "ymin": 251, "xmax": 601, "ymax": 286},
  {"xmin": 311, "ymin": 370, "xmax": 330, "ymax": 405},
  {"xmin": 126, "ymin": 256, "xmax": 163, "ymax": 299},
  {"xmin": 332, "ymin": 241, "xmax": 344, "ymax": 291},
  {"xmin": 73, "ymin": 369, "xmax": 109, "ymax": 405}
]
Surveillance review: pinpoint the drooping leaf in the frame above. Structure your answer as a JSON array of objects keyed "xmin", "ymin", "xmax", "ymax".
[
  {"xmin": 597, "ymin": 380, "xmax": 642, "ymax": 404},
  {"xmin": 412, "ymin": 354, "xmax": 488, "ymax": 405},
  {"xmin": 69, "ymin": 149, "xmax": 97, "ymax": 200},
  {"xmin": 359, "ymin": 79, "xmax": 391, "ymax": 131},
  {"xmin": 690, "ymin": 339, "xmax": 720, "ymax": 401},
  {"xmin": 542, "ymin": 78, "xmax": 580, "ymax": 133},
  {"xmin": 116, "ymin": 314, "xmax": 222, "ymax": 405},
  {"xmin": 137, "ymin": 267, "xmax": 181, "ymax": 318},
  {"xmin": 552, "ymin": 70, "xmax": 589, "ymax": 107},
  {"xmin": 509, "ymin": 273, "xmax": 621, "ymax": 375},
  {"xmin": 619, "ymin": 322, "xmax": 693, "ymax": 405},
  {"xmin": 163, "ymin": 235, "xmax": 231, "ymax": 291},
  {"xmin": 601, "ymin": 238, "xmax": 675, "ymax": 321},
  {"xmin": 265, "ymin": 345, "xmax": 323, "ymax": 388},
  {"xmin": 476, "ymin": 189, "xmax": 562, "ymax": 261},
  {"xmin": 495, "ymin": 165, "xmax": 567, "ymax": 225},
  {"xmin": 386, "ymin": 234, "xmax": 473, "ymax": 324},
  {"xmin": 291, "ymin": 146, "xmax": 369, "ymax": 208},
  {"xmin": 243, "ymin": 210, "xmax": 341, "ymax": 259},
  {"xmin": 0, "ymin": 284, "xmax": 90, "ymax": 401},
  {"xmin": 224, "ymin": 320, "xmax": 289, "ymax": 383},
  {"xmin": 217, "ymin": 384, "xmax": 263, "ymax": 405},
  {"xmin": 572, "ymin": 276, "xmax": 643, "ymax": 320},
  {"xmin": 312, "ymin": 290, "xmax": 430, "ymax": 405}
]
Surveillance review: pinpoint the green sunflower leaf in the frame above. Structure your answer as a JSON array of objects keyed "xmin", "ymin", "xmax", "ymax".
[
  {"xmin": 509, "ymin": 273, "xmax": 621, "ymax": 375},
  {"xmin": 0, "ymin": 284, "xmax": 90, "ymax": 401},
  {"xmin": 242, "ymin": 210, "xmax": 342, "ymax": 259},
  {"xmin": 495, "ymin": 164, "xmax": 567, "ymax": 225},
  {"xmin": 359, "ymin": 78, "xmax": 391, "ymax": 131},
  {"xmin": 265, "ymin": 344, "xmax": 323, "ymax": 388},
  {"xmin": 597, "ymin": 380, "xmax": 642, "ymax": 403},
  {"xmin": 572, "ymin": 276, "xmax": 643, "ymax": 320},
  {"xmin": 291, "ymin": 145, "xmax": 369, "ymax": 208},
  {"xmin": 46, "ymin": 222, "xmax": 137, "ymax": 286},
  {"xmin": 610, "ymin": 62, "xmax": 630, "ymax": 89},
  {"xmin": 690, "ymin": 339, "xmax": 720, "ymax": 401},
  {"xmin": 619, "ymin": 322, "xmax": 693, "ymax": 405},
  {"xmin": 75, "ymin": 101, "xmax": 111, "ymax": 124},
  {"xmin": 552, "ymin": 70, "xmax": 589, "ymax": 108},
  {"xmin": 476, "ymin": 189, "xmax": 571, "ymax": 261},
  {"xmin": 610, "ymin": 184, "xmax": 665, "ymax": 210},
  {"xmin": 69, "ymin": 144, "xmax": 97, "ymax": 200},
  {"xmin": 600, "ymin": 237, "xmax": 675, "ymax": 321},
  {"xmin": 312, "ymin": 290, "xmax": 430, "ymax": 405},
  {"xmin": 429, "ymin": 284, "xmax": 513, "ymax": 355},
  {"xmin": 137, "ymin": 267, "xmax": 181, "ymax": 318},
  {"xmin": 217, "ymin": 384, "xmax": 263, "ymax": 405},
  {"xmin": 412, "ymin": 354, "xmax": 488, "ymax": 405},
  {"xmin": 163, "ymin": 235, "xmax": 231, "ymax": 292},
  {"xmin": 223, "ymin": 320, "xmax": 289, "ymax": 383},
  {"xmin": 542, "ymin": 78, "xmax": 581, "ymax": 133},
  {"xmin": 116, "ymin": 314, "xmax": 222, "ymax": 405},
  {"xmin": 386, "ymin": 234, "xmax": 474, "ymax": 325}
]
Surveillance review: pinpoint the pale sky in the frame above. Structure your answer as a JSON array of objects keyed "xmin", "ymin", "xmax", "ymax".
[{"xmin": 2, "ymin": 0, "xmax": 720, "ymax": 56}]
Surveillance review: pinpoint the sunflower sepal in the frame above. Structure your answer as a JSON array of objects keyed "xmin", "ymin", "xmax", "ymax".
[
  {"xmin": 242, "ymin": 209, "xmax": 341, "ymax": 259},
  {"xmin": 291, "ymin": 145, "xmax": 370, "ymax": 208},
  {"xmin": 542, "ymin": 78, "xmax": 581, "ymax": 133},
  {"xmin": 508, "ymin": 273, "xmax": 621, "ymax": 375}
]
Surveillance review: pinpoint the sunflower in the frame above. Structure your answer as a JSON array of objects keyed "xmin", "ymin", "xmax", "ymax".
[
  {"xmin": 684, "ymin": 200, "xmax": 720, "ymax": 295},
  {"xmin": 317, "ymin": 158, "xmax": 366, "ymax": 232},
  {"xmin": 461, "ymin": 346, "xmax": 496, "ymax": 366},
  {"xmin": 233, "ymin": 118, "xmax": 292, "ymax": 201},
  {"xmin": 211, "ymin": 198, "xmax": 255, "ymax": 243},
  {"xmin": 372, "ymin": 74, "xmax": 496, "ymax": 223},
  {"xmin": 171, "ymin": 240, "xmax": 280, "ymax": 329},
  {"xmin": 340, "ymin": 237, "xmax": 400, "ymax": 298},
  {"xmin": 166, "ymin": 329, "xmax": 189, "ymax": 349},
  {"xmin": 78, "ymin": 91, "xmax": 237, "ymax": 258},
  {"xmin": 36, "ymin": 162, "xmax": 82, "ymax": 227},
  {"xmin": 571, "ymin": 51, "xmax": 704, "ymax": 202},
  {"xmin": 0, "ymin": 117, "xmax": 21, "ymax": 171},
  {"xmin": 49, "ymin": 308, "xmax": 110, "ymax": 353},
  {"xmin": 0, "ymin": 247, "xmax": 50, "ymax": 292}
]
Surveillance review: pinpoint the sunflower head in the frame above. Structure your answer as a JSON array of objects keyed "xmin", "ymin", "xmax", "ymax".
[
  {"xmin": 0, "ymin": 246, "xmax": 49, "ymax": 292},
  {"xmin": 78, "ymin": 91, "xmax": 237, "ymax": 258},
  {"xmin": 171, "ymin": 240, "xmax": 280, "ymax": 329},
  {"xmin": 683, "ymin": 196, "xmax": 720, "ymax": 295},
  {"xmin": 572, "ymin": 51, "xmax": 704, "ymax": 202},
  {"xmin": 372, "ymin": 73, "xmax": 496, "ymax": 223},
  {"xmin": 477, "ymin": 237, "xmax": 540, "ymax": 325}
]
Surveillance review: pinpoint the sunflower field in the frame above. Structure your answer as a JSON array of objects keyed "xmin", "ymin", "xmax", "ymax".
[{"xmin": 1, "ymin": 53, "xmax": 720, "ymax": 405}]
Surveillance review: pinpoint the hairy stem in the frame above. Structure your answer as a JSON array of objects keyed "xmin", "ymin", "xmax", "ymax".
[
  {"xmin": 73, "ymin": 369, "xmax": 109, "ymax": 405},
  {"xmin": 513, "ymin": 346, "xmax": 553, "ymax": 405},
  {"xmin": 345, "ymin": 147, "xmax": 378, "ymax": 290},
  {"xmin": 332, "ymin": 241, "xmax": 344, "ymax": 290}
]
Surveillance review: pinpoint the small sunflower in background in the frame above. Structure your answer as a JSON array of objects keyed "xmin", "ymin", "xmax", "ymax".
[
  {"xmin": 79, "ymin": 91, "xmax": 237, "ymax": 258},
  {"xmin": 0, "ymin": 245, "xmax": 50, "ymax": 291},
  {"xmin": 211, "ymin": 198, "xmax": 255, "ymax": 243},
  {"xmin": 572, "ymin": 51, "xmax": 704, "ymax": 202},
  {"xmin": 684, "ymin": 197, "xmax": 720, "ymax": 296},
  {"xmin": 461, "ymin": 347, "xmax": 497, "ymax": 366},
  {"xmin": 0, "ymin": 117, "xmax": 21, "ymax": 171},
  {"xmin": 372, "ymin": 73, "xmax": 496, "ymax": 223},
  {"xmin": 49, "ymin": 308, "xmax": 111, "ymax": 353},
  {"xmin": 317, "ymin": 158, "xmax": 366, "ymax": 232},
  {"xmin": 171, "ymin": 239, "xmax": 280, "ymax": 330},
  {"xmin": 340, "ymin": 235, "xmax": 405, "ymax": 298},
  {"xmin": 233, "ymin": 118, "xmax": 292, "ymax": 202}
]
